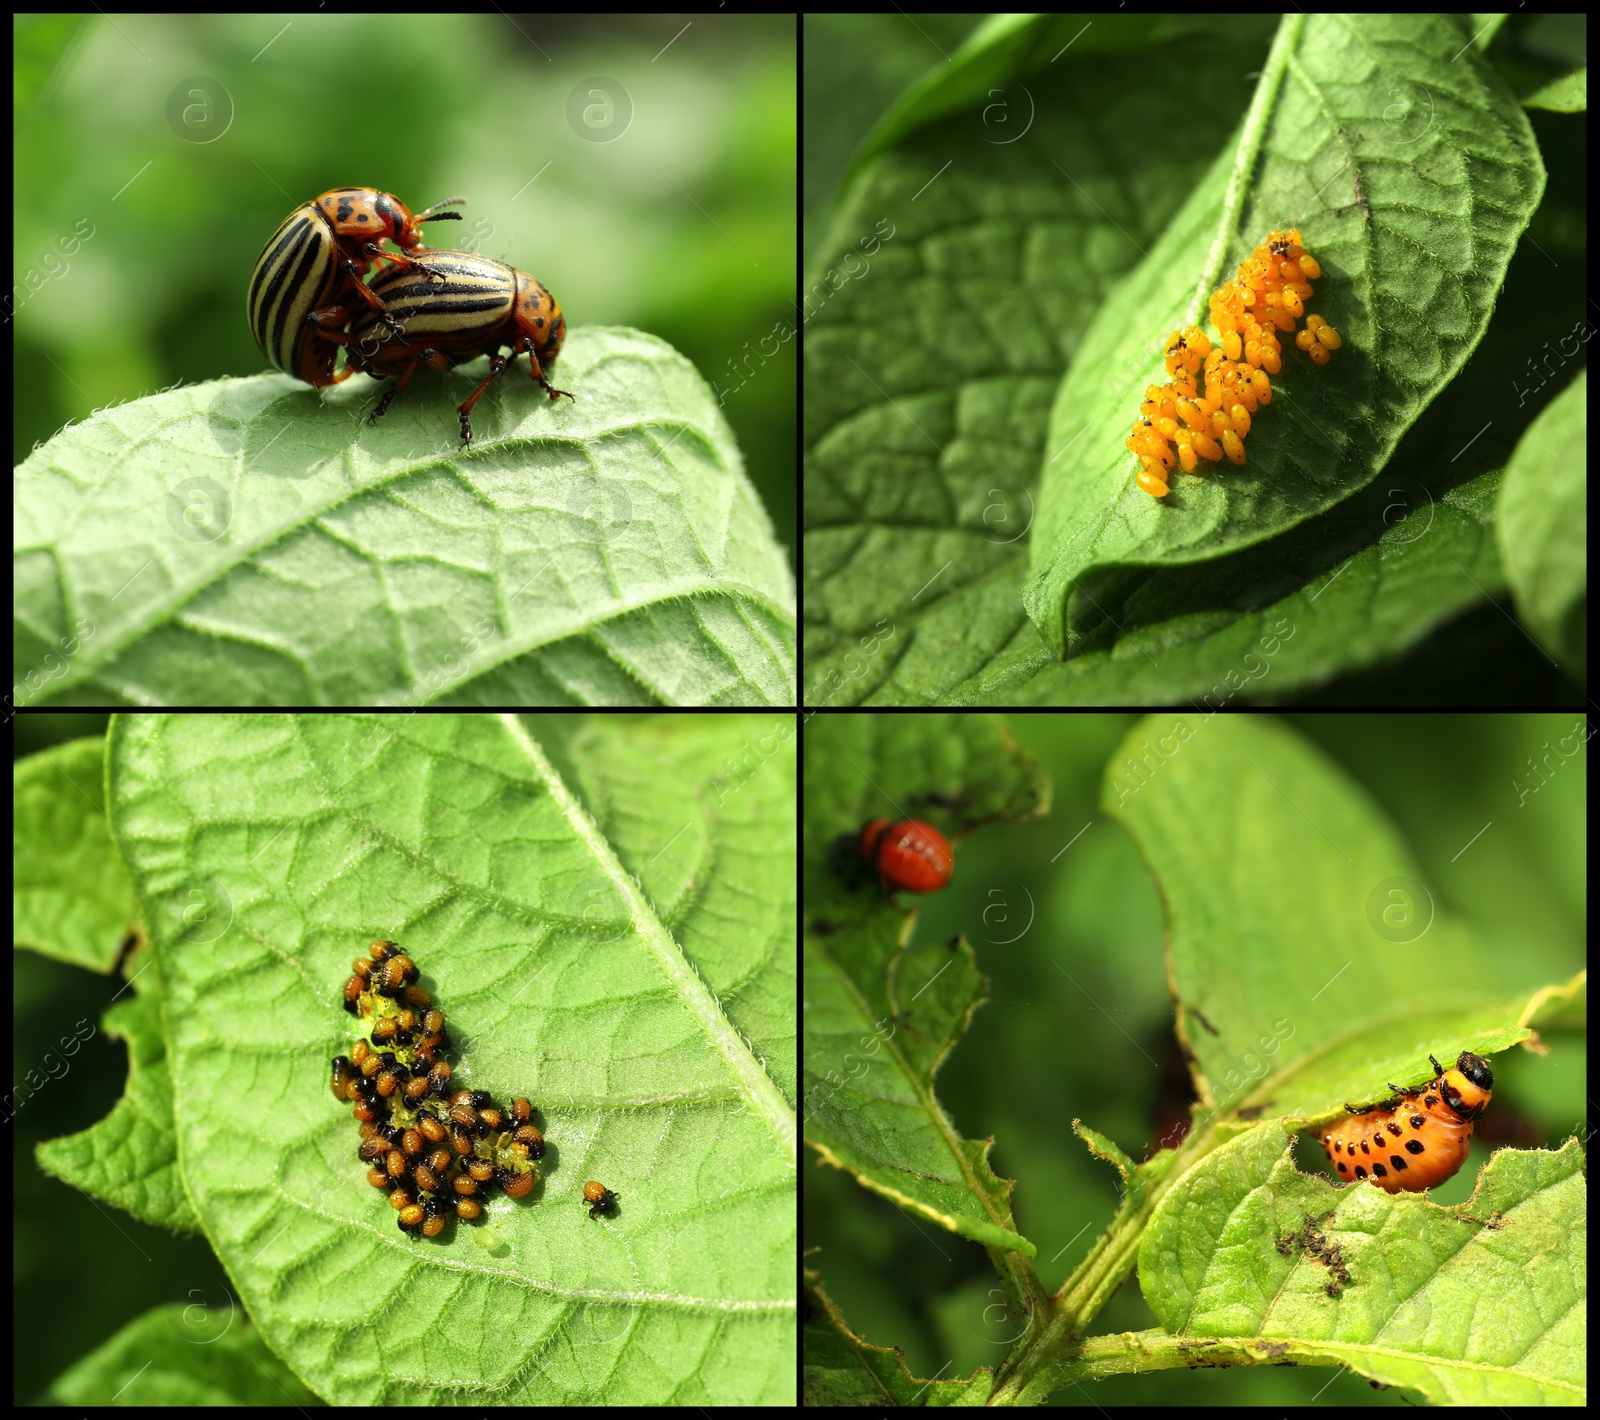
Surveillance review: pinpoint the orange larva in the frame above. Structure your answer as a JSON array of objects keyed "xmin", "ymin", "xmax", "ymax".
[
  {"xmin": 418, "ymin": 1113, "xmax": 447, "ymax": 1144},
  {"xmin": 331, "ymin": 1056, "xmax": 357, "ymax": 1101},
  {"xmin": 1318, "ymin": 1052, "xmax": 1493, "ymax": 1193},
  {"xmin": 501, "ymin": 1170, "xmax": 536, "ymax": 1200},
  {"xmin": 379, "ymin": 955, "xmax": 417, "ymax": 994},
  {"xmin": 334, "ymin": 938, "xmax": 547, "ymax": 1244}
]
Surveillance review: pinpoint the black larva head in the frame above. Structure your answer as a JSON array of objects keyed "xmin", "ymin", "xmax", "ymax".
[{"xmin": 1454, "ymin": 1051, "xmax": 1493, "ymax": 1091}]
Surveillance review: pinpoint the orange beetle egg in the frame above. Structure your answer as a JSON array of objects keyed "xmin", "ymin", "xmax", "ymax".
[{"xmin": 1126, "ymin": 230, "xmax": 1334, "ymax": 499}]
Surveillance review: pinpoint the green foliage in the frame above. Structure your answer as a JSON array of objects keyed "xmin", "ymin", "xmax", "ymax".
[
  {"xmin": 13, "ymin": 735, "xmax": 138, "ymax": 968},
  {"xmin": 23, "ymin": 714, "xmax": 796, "ymax": 1404},
  {"xmin": 804, "ymin": 15, "xmax": 1581, "ymax": 704},
  {"xmin": 802, "ymin": 714, "xmax": 1585, "ymax": 1404},
  {"xmin": 803, "ymin": 714, "xmax": 1048, "ymax": 1250},
  {"xmin": 1139, "ymin": 1126, "xmax": 1585, "ymax": 1403},
  {"xmin": 14, "ymin": 333, "xmax": 795, "ymax": 706},
  {"xmin": 1497, "ymin": 368, "xmax": 1586, "ymax": 676},
  {"xmin": 1025, "ymin": 17, "xmax": 1544, "ymax": 657},
  {"xmin": 36, "ymin": 990, "xmax": 201, "ymax": 1235},
  {"xmin": 47, "ymin": 1305, "xmax": 321, "ymax": 1407},
  {"xmin": 14, "ymin": 14, "xmax": 795, "ymax": 585}
]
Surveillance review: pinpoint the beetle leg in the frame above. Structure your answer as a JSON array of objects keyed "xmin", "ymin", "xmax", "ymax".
[
  {"xmin": 334, "ymin": 254, "xmax": 409, "ymax": 337},
  {"xmin": 367, "ymin": 361, "xmax": 422, "ymax": 426},
  {"xmin": 299, "ymin": 361, "xmax": 354, "ymax": 389},
  {"xmin": 408, "ymin": 257, "xmax": 449, "ymax": 284},
  {"xmin": 306, "ymin": 309, "xmax": 399, "ymax": 387},
  {"xmin": 307, "ymin": 302, "xmax": 403, "ymax": 349},
  {"xmin": 454, "ymin": 353, "xmax": 512, "ymax": 446},
  {"xmin": 366, "ymin": 350, "xmax": 455, "ymax": 430},
  {"xmin": 369, "ymin": 249, "xmax": 450, "ymax": 285},
  {"xmin": 521, "ymin": 340, "xmax": 574, "ymax": 402}
]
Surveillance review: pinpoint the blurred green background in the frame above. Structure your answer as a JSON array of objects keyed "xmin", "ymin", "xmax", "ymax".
[
  {"xmin": 805, "ymin": 713, "xmax": 1586, "ymax": 1405},
  {"xmin": 13, "ymin": 13, "xmax": 796, "ymax": 560},
  {"xmin": 802, "ymin": 12, "xmax": 984, "ymax": 272}
]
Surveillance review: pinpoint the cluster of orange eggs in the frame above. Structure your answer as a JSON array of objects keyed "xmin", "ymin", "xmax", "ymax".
[{"xmin": 1125, "ymin": 229, "xmax": 1341, "ymax": 499}]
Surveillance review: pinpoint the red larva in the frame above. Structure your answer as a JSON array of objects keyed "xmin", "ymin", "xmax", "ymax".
[{"xmin": 858, "ymin": 819, "xmax": 954, "ymax": 894}]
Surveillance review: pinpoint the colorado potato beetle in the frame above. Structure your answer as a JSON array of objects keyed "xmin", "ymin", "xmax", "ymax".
[
  {"xmin": 1318, "ymin": 1051, "xmax": 1494, "ymax": 1193},
  {"xmin": 343, "ymin": 248, "xmax": 572, "ymax": 445},
  {"xmin": 247, "ymin": 188, "xmax": 465, "ymax": 387}
]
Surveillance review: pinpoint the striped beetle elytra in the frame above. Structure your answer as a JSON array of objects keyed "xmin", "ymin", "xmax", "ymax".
[
  {"xmin": 345, "ymin": 248, "xmax": 572, "ymax": 445},
  {"xmin": 247, "ymin": 187, "xmax": 465, "ymax": 387}
]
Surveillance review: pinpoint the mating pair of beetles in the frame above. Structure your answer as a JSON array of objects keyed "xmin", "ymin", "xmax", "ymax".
[{"xmin": 247, "ymin": 187, "xmax": 572, "ymax": 446}]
